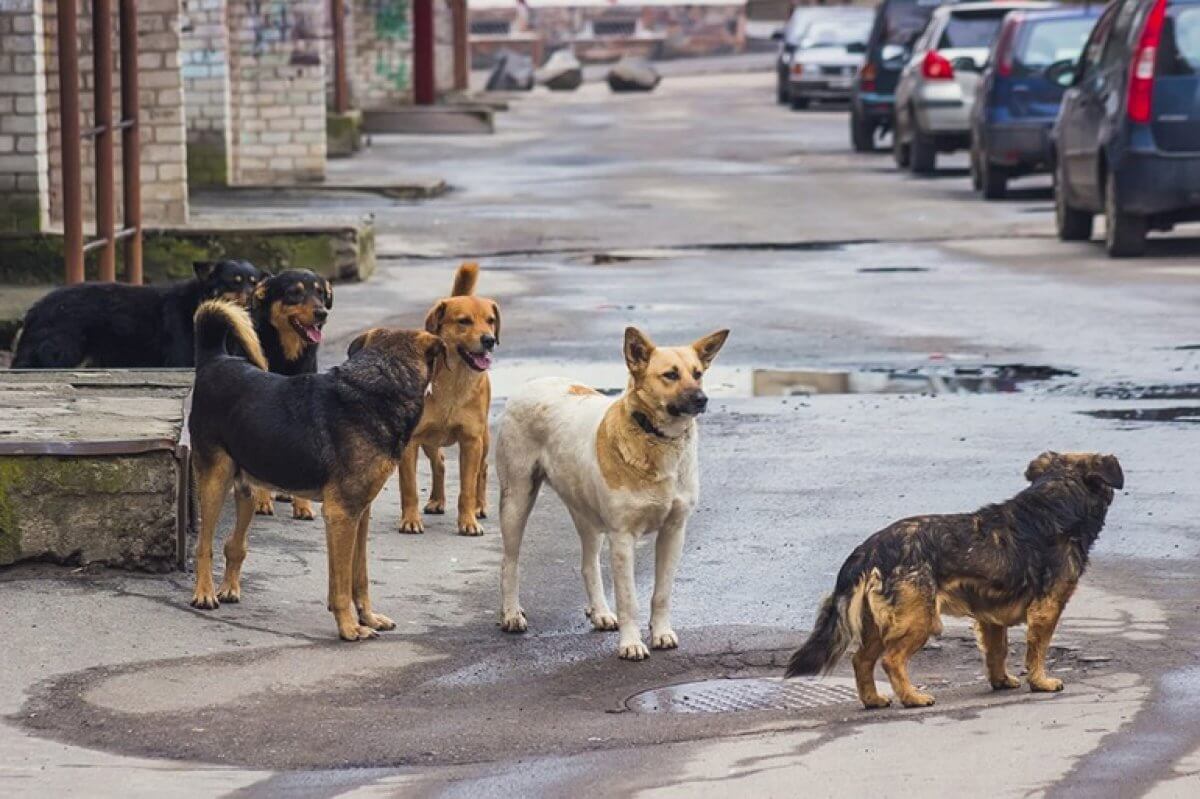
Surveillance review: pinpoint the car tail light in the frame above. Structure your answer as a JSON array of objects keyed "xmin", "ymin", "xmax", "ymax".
[
  {"xmin": 922, "ymin": 50, "xmax": 954, "ymax": 80},
  {"xmin": 791, "ymin": 62, "xmax": 804, "ymax": 76},
  {"xmin": 1128, "ymin": 0, "xmax": 1167, "ymax": 123},
  {"xmin": 995, "ymin": 16, "xmax": 1021, "ymax": 78},
  {"xmin": 860, "ymin": 61, "xmax": 877, "ymax": 92}
]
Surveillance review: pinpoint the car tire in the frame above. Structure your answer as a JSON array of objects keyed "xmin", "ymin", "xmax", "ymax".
[
  {"xmin": 790, "ymin": 96, "xmax": 810, "ymax": 111},
  {"xmin": 969, "ymin": 146, "xmax": 983, "ymax": 191},
  {"xmin": 777, "ymin": 76, "xmax": 788, "ymax": 105},
  {"xmin": 1055, "ymin": 159, "xmax": 1093, "ymax": 242},
  {"xmin": 1104, "ymin": 172, "xmax": 1146, "ymax": 258},
  {"xmin": 851, "ymin": 109, "xmax": 875, "ymax": 153},
  {"xmin": 910, "ymin": 125, "xmax": 936, "ymax": 175},
  {"xmin": 892, "ymin": 113, "xmax": 911, "ymax": 168},
  {"xmin": 981, "ymin": 160, "xmax": 1008, "ymax": 200}
]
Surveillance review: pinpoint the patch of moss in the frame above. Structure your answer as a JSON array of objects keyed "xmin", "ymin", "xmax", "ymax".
[
  {"xmin": 326, "ymin": 110, "xmax": 363, "ymax": 158},
  {"xmin": 186, "ymin": 141, "xmax": 229, "ymax": 187},
  {"xmin": 0, "ymin": 459, "xmax": 26, "ymax": 564},
  {"xmin": 0, "ymin": 197, "xmax": 44, "ymax": 234}
]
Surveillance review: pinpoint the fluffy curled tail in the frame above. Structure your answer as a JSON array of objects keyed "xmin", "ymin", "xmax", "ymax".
[
  {"xmin": 451, "ymin": 261, "xmax": 479, "ymax": 296},
  {"xmin": 784, "ymin": 569, "xmax": 878, "ymax": 678},
  {"xmin": 194, "ymin": 300, "xmax": 266, "ymax": 370}
]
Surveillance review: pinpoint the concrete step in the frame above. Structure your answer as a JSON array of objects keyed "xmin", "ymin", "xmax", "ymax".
[{"xmin": 362, "ymin": 105, "xmax": 495, "ymax": 135}]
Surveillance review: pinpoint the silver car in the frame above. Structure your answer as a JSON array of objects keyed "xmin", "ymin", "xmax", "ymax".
[
  {"xmin": 893, "ymin": 1, "xmax": 1052, "ymax": 173},
  {"xmin": 787, "ymin": 9, "xmax": 875, "ymax": 109}
]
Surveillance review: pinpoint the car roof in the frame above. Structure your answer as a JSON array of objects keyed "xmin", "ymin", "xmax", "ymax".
[
  {"xmin": 933, "ymin": 0, "xmax": 1056, "ymax": 17},
  {"xmin": 1011, "ymin": 5, "xmax": 1104, "ymax": 23}
]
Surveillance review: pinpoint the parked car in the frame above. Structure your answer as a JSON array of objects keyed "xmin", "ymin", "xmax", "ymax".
[
  {"xmin": 970, "ymin": 6, "xmax": 1102, "ymax": 198},
  {"xmin": 850, "ymin": 0, "xmax": 956, "ymax": 151},
  {"xmin": 894, "ymin": 1, "xmax": 1054, "ymax": 173},
  {"xmin": 787, "ymin": 9, "xmax": 875, "ymax": 109},
  {"xmin": 1053, "ymin": 0, "xmax": 1200, "ymax": 256},
  {"xmin": 777, "ymin": 6, "xmax": 873, "ymax": 105}
]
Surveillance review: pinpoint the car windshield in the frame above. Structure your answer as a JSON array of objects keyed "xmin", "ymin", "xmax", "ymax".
[
  {"xmin": 801, "ymin": 19, "xmax": 873, "ymax": 48},
  {"xmin": 883, "ymin": 0, "xmax": 944, "ymax": 47},
  {"xmin": 1015, "ymin": 17, "xmax": 1096, "ymax": 74},
  {"xmin": 1159, "ymin": 5, "xmax": 1200, "ymax": 75},
  {"xmin": 785, "ymin": 10, "xmax": 815, "ymax": 44},
  {"xmin": 938, "ymin": 11, "xmax": 1008, "ymax": 50}
]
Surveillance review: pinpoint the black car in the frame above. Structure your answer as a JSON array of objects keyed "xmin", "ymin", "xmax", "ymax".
[
  {"xmin": 850, "ymin": 0, "xmax": 956, "ymax": 151},
  {"xmin": 1053, "ymin": 0, "xmax": 1200, "ymax": 256}
]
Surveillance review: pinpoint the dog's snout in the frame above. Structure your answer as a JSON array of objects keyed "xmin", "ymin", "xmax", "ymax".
[
  {"xmin": 684, "ymin": 390, "xmax": 708, "ymax": 414},
  {"xmin": 481, "ymin": 333, "xmax": 496, "ymax": 351},
  {"xmin": 314, "ymin": 306, "xmax": 329, "ymax": 323}
]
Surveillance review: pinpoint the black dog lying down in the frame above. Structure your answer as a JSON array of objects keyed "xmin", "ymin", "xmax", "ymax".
[
  {"xmin": 188, "ymin": 300, "xmax": 443, "ymax": 640},
  {"xmin": 11, "ymin": 260, "xmax": 263, "ymax": 369},
  {"xmin": 786, "ymin": 452, "xmax": 1123, "ymax": 709}
]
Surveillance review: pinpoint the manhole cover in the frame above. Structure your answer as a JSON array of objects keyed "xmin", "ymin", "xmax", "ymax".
[{"xmin": 627, "ymin": 677, "xmax": 859, "ymax": 714}]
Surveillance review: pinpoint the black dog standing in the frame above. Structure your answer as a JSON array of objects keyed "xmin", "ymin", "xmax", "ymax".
[{"xmin": 11, "ymin": 260, "xmax": 263, "ymax": 369}]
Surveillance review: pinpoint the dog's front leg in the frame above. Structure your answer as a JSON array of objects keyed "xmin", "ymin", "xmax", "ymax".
[
  {"xmin": 650, "ymin": 511, "xmax": 688, "ymax": 650},
  {"xmin": 1025, "ymin": 584, "xmax": 1075, "ymax": 692},
  {"xmin": 353, "ymin": 506, "xmax": 395, "ymax": 632},
  {"xmin": 456, "ymin": 437, "xmax": 485, "ymax": 536},
  {"xmin": 398, "ymin": 442, "xmax": 424, "ymax": 534},
  {"xmin": 324, "ymin": 501, "xmax": 377, "ymax": 641},
  {"xmin": 610, "ymin": 531, "xmax": 649, "ymax": 660}
]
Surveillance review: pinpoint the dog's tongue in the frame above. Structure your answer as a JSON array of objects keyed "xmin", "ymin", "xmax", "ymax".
[
  {"xmin": 302, "ymin": 325, "xmax": 323, "ymax": 344},
  {"xmin": 468, "ymin": 351, "xmax": 492, "ymax": 370}
]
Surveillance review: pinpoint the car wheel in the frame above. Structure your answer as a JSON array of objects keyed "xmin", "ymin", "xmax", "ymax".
[
  {"xmin": 981, "ymin": 160, "xmax": 1008, "ymax": 200},
  {"xmin": 910, "ymin": 124, "xmax": 936, "ymax": 175},
  {"xmin": 790, "ymin": 96, "xmax": 810, "ymax": 111},
  {"xmin": 1055, "ymin": 159, "xmax": 1093, "ymax": 242},
  {"xmin": 777, "ymin": 75, "xmax": 788, "ymax": 105},
  {"xmin": 851, "ymin": 108, "xmax": 875, "ymax": 153},
  {"xmin": 969, "ymin": 146, "xmax": 983, "ymax": 191},
  {"xmin": 1104, "ymin": 172, "xmax": 1146, "ymax": 257},
  {"xmin": 892, "ymin": 113, "xmax": 911, "ymax": 168}
]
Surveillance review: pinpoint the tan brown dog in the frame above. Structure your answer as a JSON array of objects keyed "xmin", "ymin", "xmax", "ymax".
[{"xmin": 397, "ymin": 262, "xmax": 500, "ymax": 536}]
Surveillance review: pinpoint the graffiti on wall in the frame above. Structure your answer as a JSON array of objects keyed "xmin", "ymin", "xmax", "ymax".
[
  {"xmin": 243, "ymin": 0, "xmax": 323, "ymax": 64},
  {"xmin": 368, "ymin": 0, "xmax": 411, "ymax": 90}
]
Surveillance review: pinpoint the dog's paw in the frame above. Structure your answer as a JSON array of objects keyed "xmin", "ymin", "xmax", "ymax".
[
  {"xmin": 254, "ymin": 498, "xmax": 275, "ymax": 516},
  {"xmin": 458, "ymin": 517, "xmax": 485, "ymax": 536},
  {"xmin": 215, "ymin": 583, "xmax": 241, "ymax": 604},
  {"xmin": 359, "ymin": 610, "xmax": 395, "ymax": 631},
  {"xmin": 274, "ymin": 493, "xmax": 293, "ymax": 502},
  {"xmin": 338, "ymin": 624, "xmax": 380, "ymax": 642},
  {"xmin": 651, "ymin": 628, "xmax": 679, "ymax": 650},
  {"xmin": 291, "ymin": 500, "xmax": 315, "ymax": 521},
  {"xmin": 423, "ymin": 499, "xmax": 446, "ymax": 515},
  {"xmin": 190, "ymin": 589, "xmax": 219, "ymax": 610},
  {"xmin": 587, "ymin": 608, "xmax": 619, "ymax": 631},
  {"xmin": 899, "ymin": 691, "xmax": 936, "ymax": 708},
  {"xmin": 475, "ymin": 506, "xmax": 488, "ymax": 519},
  {"xmin": 991, "ymin": 674, "xmax": 1021, "ymax": 691},
  {"xmin": 500, "ymin": 610, "xmax": 528, "ymax": 633},
  {"xmin": 399, "ymin": 516, "xmax": 425, "ymax": 534},
  {"xmin": 861, "ymin": 694, "xmax": 892, "ymax": 709},
  {"xmin": 1029, "ymin": 676, "xmax": 1064, "ymax": 693},
  {"xmin": 618, "ymin": 640, "xmax": 650, "ymax": 661}
]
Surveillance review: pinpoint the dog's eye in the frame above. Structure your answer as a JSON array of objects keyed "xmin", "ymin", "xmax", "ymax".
[
  {"xmin": 692, "ymin": 370, "xmax": 702, "ymax": 380},
  {"xmin": 486, "ymin": 317, "xmax": 495, "ymax": 325},
  {"xmin": 458, "ymin": 318, "xmax": 471, "ymax": 326},
  {"xmin": 662, "ymin": 370, "xmax": 680, "ymax": 382}
]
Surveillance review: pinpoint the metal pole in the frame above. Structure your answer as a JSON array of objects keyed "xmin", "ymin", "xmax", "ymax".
[
  {"xmin": 331, "ymin": 0, "xmax": 349, "ymax": 113},
  {"xmin": 57, "ymin": 0, "xmax": 85, "ymax": 284},
  {"xmin": 119, "ymin": 0, "xmax": 142, "ymax": 284},
  {"xmin": 452, "ymin": 0, "xmax": 468, "ymax": 92},
  {"xmin": 413, "ymin": 0, "xmax": 435, "ymax": 105},
  {"xmin": 93, "ymin": 0, "xmax": 116, "ymax": 281}
]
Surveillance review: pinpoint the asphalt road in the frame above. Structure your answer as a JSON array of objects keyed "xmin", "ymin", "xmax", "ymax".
[{"xmin": 4, "ymin": 72, "xmax": 1200, "ymax": 798}]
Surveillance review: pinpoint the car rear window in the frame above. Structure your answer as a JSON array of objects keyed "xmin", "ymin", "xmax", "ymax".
[
  {"xmin": 1159, "ymin": 5, "xmax": 1200, "ymax": 75},
  {"xmin": 883, "ymin": 0, "xmax": 944, "ymax": 46},
  {"xmin": 802, "ymin": 18, "xmax": 874, "ymax": 48},
  {"xmin": 939, "ymin": 11, "xmax": 1009, "ymax": 49},
  {"xmin": 1015, "ymin": 17, "xmax": 1096, "ymax": 74}
]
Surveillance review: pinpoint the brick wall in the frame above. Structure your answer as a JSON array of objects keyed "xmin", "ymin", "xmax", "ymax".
[
  {"xmin": 227, "ymin": 0, "xmax": 326, "ymax": 185},
  {"xmin": 351, "ymin": 0, "xmax": 412, "ymax": 107},
  {"xmin": 180, "ymin": 0, "xmax": 230, "ymax": 186},
  {"xmin": 0, "ymin": 0, "xmax": 50, "ymax": 233},
  {"xmin": 41, "ymin": 0, "xmax": 189, "ymax": 227}
]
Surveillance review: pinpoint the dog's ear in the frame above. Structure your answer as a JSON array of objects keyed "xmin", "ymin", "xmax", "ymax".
[
  {"xmin": 1025, "ymin": 451, "xmax": 1059, "ymax": 482},
  {"xmin": 1087, "ymin": 454, "xmax": 1124, "ymax": 491},
  {"xmin": 424, "ymin": 301, "xmax": 447, "ymax": 335},
  {"xmin": 692, "ymin": 329, "xmax": 730, "ymax": 369},
  {"xmin": 490, "ymin": 301, "xmax": 501, "ymax": 346},
  {"xmin": 322, "ymin": 279, "xmax": 334, "ymax": 310},
  {"xmin": 253, "ymin": 279, "xmax": 269, "ymax": 306},
  {"xmin": 418, "ymin": 332, "xmax": 446, "ymax": 371},
  {"xmin": 193, "ymin": 261, "xmax": 218, "ymax": 281},
  {"xmin": 624, "ymin": 327, "xmax": 655, "ymax": 375}
]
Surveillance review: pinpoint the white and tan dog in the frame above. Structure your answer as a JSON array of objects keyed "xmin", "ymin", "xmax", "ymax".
[{"xmin": 495, "ymin": 326, "xmax": 729, "ymax": 660}]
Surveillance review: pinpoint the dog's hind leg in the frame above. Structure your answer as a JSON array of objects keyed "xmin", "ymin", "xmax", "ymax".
[
  {"xmin": 291, "ymin": 498, "xmax": 316, "ymax": 520},
  {"xmin": 422, "ymin": 444, "xmax": 446, "ymax": 515},
  {"xmin": 191, "ymin": 451, "xmax": 235, "ymax": 610},
  {"xmin": 852, "ymin": 614, "xmax": 891, "ymax": 709},
  {"xmin": 498, "ymin": 461, "xmax": 541, "ymax": 634},
  {"xmin": 398, "ymin": 442, "xmax": 425, "ymax": 534},
  {"xmin": 353, "ymin": 507, "xmax": 395, "ymax": 632},
  {"xmin": 977, "ymin": 622, "xmax": 1020, "ymax": 690},
  {"xmin": 610, "ymin": 531, "xmax": 649, "ymax": 661},
  {"xmin": 474, "ymin": 432, "xmax": 489, "ymax": 520},
  {"xmin": 649, "ymin": 509, "xmax": 688, "ymax": 650},
  {"xmin": 216, "ymin": 485, "xmax": 256, "ymax": 604},
  {"xmin": 1025, "ymin": 581, "xmax": 1076, "ymax": 692},
  {"xmin": 252, "ymin": 486, "xmax": 274, "ymax": 516},
  {"xmin": 574, "ymin": 512, "xmax": 616, "ymax": 632},
  {"xmin": 879, "ymin": 580, "xmax": 937, "ymax": 707}
]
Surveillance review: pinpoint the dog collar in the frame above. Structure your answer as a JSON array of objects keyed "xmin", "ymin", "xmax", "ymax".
[{"xmin": 631, "ymin": 410, "xmax": 671, "ymax": 440}]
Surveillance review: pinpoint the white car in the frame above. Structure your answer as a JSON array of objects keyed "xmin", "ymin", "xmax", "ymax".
[
  {"xmin": 893, "ymin": 1, "xmax": 1053, "ymax": 173},
  {"xmin": 787, "ymin": 9, "xmax": 875, "ymax": 109}
]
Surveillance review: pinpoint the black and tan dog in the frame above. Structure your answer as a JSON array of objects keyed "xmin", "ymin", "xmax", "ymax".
[
  {"xmin": 785, "ymin": 452, "xmax": 1123, "ymax": 709},
  {"xmin": 12, "ymin": 260, "xmax": 262, "ymax": 369},
  {"xmin": 246, "ymin": 269, "xmax": 334, "ymax": 520},
  {"xmin": 188, "ymin": 301, "xmax": 442, "ymax": 640}
]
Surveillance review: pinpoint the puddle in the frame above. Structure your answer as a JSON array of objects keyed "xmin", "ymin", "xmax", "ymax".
[
  {"xmin": 1081, "ymin": 407, "xmax": 1200, "ymax": 424},
  {"xmin": 1095, "ymin": 384, "xmax": 1200, "ymax": 400},
  {"xmin": 751, "ymin": 364, "xmax": 1074, "ymax": 397},
  {"xmin": 627, "ymin": 677, "xmax": 858, "ymax": 714},
  {"xmin": 857, "ymin": 266, "xmax": 930, "ymax": 274}
]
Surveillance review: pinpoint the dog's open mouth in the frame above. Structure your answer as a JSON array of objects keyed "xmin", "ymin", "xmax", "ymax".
[
  {"xmin": 291, "ymin": 318, "xmax": 324, "ymax": 345},
  {"xmin": 458, "ymin": 346, "xmax": 493, "ymax": 372}
]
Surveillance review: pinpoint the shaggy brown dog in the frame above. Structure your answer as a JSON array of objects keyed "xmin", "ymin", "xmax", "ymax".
[{"xmin": 785, "ymin": 452, "xmax": 1123, "ymax": 709}]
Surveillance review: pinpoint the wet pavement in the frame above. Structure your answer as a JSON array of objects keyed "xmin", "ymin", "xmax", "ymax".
[{"xmin": 4, "ymin": 71, "xmax": 1200, "ymax": 797}]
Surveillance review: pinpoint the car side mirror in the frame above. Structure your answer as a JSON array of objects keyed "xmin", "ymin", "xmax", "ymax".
[
  {"xmin": 846, "ymin": 41, "xmax": 867, "ymax": 55},
  {"xmin": 880, "ymin": 43, "xmax": 907, "ymax": 64},
  {"xmin": 951, "ymin": 56, "xmax": 982, "ymax": 73},
  {"xmin": 771, "ymin": 29, "xmax": 784, "ymax": 42},
  {"xmin": 1045, "ymin": 59, "xmax": 1077, "ymax": 88}
]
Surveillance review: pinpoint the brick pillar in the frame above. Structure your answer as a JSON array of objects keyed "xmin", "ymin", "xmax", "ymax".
[
  {"xmin": 227, "ymin": 0, "xmax": 327, "ymax": 185},
  {"xmin": 181, "ymin": 0, "xmax": 231, "ymax": 187},
  {"xmin": 351, "ymin": 0, "xmax": 412, "ymax": 108},
  {"xmin": 42, "ymin": 0, "xmax": 189, "ymax": 227},
  {"xmin": 433, "ymin": 0, "xmax": 453, "ymax": 95},
  {"xmin": 0, "ymin": 0, "xmax": 50, "ymax": 233}
]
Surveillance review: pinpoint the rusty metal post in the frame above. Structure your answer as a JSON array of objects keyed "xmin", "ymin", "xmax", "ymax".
[
  {"xmin": 93, "ymin": 0, "xmax": 116, "ymax": 281},
  {"xmin": 119, "ymin": 0, "xmax": 142, "ymax": 284},
  {"xmin": 413, "ymin": 0, "xmax": 435, "ymax": 105},
  {"xmin": 331, "ymin": 0, "xmax": 349, "ymax": 113},
  {"xmin": 57, "ymin": 0, "xmax": 85, "ymax": 284},
  {"xmin": 452, "ymin": 0, "xmax": 468, "ymax": 92}
]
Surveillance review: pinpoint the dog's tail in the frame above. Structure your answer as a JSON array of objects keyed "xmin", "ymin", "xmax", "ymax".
[
  {"xmin": 194, "ymin": 300, "xmax": 267, "ymax": 370},
  {"xmin": 451, "ymin": 261, "xmax": 480, "ymax": 296},
  {"xmin": 785, "ymin": 567, "xmax": 880, "ymax": 678}
]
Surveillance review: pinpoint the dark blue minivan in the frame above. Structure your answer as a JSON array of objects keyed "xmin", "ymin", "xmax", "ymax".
[
  {"xmin": 970, "ymin": 6, "xmax": 1102, "ymax": 198},
  {"xmin": 1053, "ymin": 0, "xmax": 1200, "ymax": 256}
]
